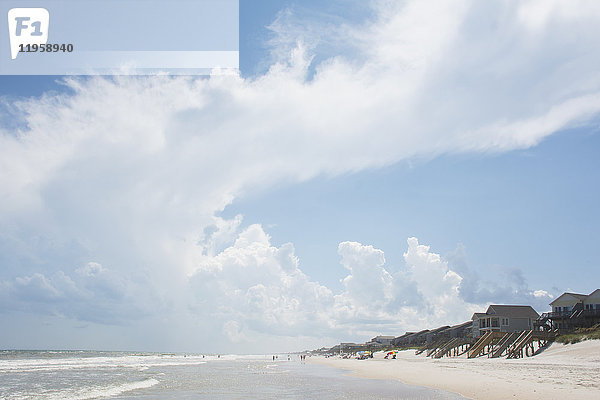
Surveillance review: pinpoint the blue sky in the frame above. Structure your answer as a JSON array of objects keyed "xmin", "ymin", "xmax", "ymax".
[
  {"xmin": 1, "ymin": 0, "xmax": 600, "ymax": 353},
  {"xmin": 223, "ymin": 124, "xmax": 600, "ymax": 294}
]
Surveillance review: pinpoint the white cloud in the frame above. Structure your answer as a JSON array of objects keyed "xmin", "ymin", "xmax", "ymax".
[
  {"xmin": 189, "ymin": 224, "xmax": 336, "ymax": 339},
  {"xmin": 222, "ymin": 320, "xmax": 247, "ymax": 343},
  {"xmin": 338, "ymin": 242, "xmax": 392, "ymax": 307},
  {"xmin": 0, "ymin": 220, "xmax": 555, "ymax": 350},
  {"xmin": 534, "ymin": 290, "xmax": 552, "ymax": 299},
  {"xmin": 1, "ymin": 262, "xmax": 152, "ymax": 325},
  {"xmin": 517, "ymin": 0, "xmax": 600, "ymax": 32},
  {"xmin": 14, "ymin": 273, "xmax": 63, "ymax": 301},
  {"xmin": 187, "ymin": 229, "xmax": 546, "ymax": 348},
  {"xmin": 0, "ymin": 0, "xmax": 597, "ymax": 350}
]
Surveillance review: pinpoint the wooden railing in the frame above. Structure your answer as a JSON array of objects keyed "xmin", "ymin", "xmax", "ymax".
[{"xmin": 543, "ymin": 309, "xmax": 600, "ymax": 319}]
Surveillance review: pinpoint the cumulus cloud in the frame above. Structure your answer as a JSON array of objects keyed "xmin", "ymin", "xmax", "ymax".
[
  {"xmin": 189, "ymin": 225, "xmax": 335, "ymax": 339},
  {"xmin": 0, "ymin": 0, "xmax": 597, "ymax": 350},
  {"xmin": 0, "ymin": 222, "xmax": 555, "ymax": 350},
  {"xmin": 185, "ymin": 229, "xmax": 547, "ymax": 347}
]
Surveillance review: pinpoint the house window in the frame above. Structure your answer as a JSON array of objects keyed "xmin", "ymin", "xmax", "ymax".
[{"xmin": 501, "ymin": 318, "xmax": 509, "ymax": 326}]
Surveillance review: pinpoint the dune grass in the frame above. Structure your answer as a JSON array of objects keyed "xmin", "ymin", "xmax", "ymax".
[{"xmin": 556, "ymin": 325, "xmax": 600, "ymax": 344}]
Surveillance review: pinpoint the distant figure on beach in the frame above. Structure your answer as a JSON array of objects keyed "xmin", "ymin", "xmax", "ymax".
[{"xmin": 273, "ymin": 355, "xmax": 275, "ymax": 361}]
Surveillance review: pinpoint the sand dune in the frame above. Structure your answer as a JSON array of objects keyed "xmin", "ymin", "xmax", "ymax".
[{"xmin": 309, "ymin": 340, "xmax": 600, "ymax": 400}]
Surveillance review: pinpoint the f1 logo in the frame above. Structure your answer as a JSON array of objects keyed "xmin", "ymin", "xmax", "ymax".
[{"xmin": 8, "ymin": 8, "xmax": 49, "ymax": 60}]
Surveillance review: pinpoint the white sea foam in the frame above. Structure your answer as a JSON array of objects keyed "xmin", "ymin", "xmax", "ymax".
[
  {"xmin": 0, "ymin": 355, "xmax": 207, "ymax": 373},
  {"xmin": 41, "ymin": 378, "xmax": 159, "ymax": 400}
]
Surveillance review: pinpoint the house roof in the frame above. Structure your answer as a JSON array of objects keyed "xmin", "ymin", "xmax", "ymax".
[
  {"xmin": 588, "ymin": 289, "xmax": 600, "ymax": 297},
  {"xmin": 413, "ymin": 329, "xmax": 430, "ymax": 337},
  {"xmin": 394, "ymin": 332, "xmax": 415, "ymax": 341},
  {"xmin": 471, "ymin": 312, "xmax": 487, "ymax": 320},
  {"xmin": 549, "ymin": 292, "xmax": 588, "ymax": 305},
  {"xmin": 428, "ymin": 325, "xmax": 450, "ymax": 334},
  {"xmin": 487, "ymin": 305, "xmax": 539, "ymax": 319},
  {"xmin": 450, "ymin": 320, "xmax": 473, "ymax": 329}
]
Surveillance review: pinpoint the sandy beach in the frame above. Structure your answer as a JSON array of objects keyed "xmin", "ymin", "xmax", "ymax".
[{"xmin": 309, "ymin": 340, "xmax": 600, "ymax": 400}]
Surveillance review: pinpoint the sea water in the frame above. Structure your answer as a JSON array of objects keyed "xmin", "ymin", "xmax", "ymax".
[{"xmin": 0, "ymin": 351, "xmax": 464, "ymax": 399}]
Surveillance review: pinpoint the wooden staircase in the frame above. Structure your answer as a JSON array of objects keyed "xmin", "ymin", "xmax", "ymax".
[
  {"xmin": 467, "ymin": 331, "xmax": 494, "ymax": 358},
  {"xmin": 431, "ymin": 338, "xmax": 459, "ymax": 358},
  {"xmin": 506, "ymin": 330, "xmax": 534, "ymax": 359},
  {"xmin": 490, "ymin": 332, "xmax": 517, "ymax": 358},
  {"xmin": 414, "ymin": 344, "xmax": 428, "ymax": 355},
  {"xmin": 416, "ymin": 339, "xmax": 445, "ymax": 356}
]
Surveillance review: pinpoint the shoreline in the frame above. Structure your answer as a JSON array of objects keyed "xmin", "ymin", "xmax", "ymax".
[{"xmin": 308, "ymin": 340, "xmax": 600, "ymax": 400}]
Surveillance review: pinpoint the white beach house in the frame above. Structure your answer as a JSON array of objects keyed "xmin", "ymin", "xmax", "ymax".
[
  {"xmin": 546, "ymin": 289, "xmax": 600, "ymax": 330},
  {"xmin": 550, "ymin": 289, "xmax": 600, "ymax": 313}
]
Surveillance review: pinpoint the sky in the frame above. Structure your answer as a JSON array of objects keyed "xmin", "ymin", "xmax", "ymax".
[{"xmin": 1, "ymin": 0, "xmax": 600, "ymax": 353}]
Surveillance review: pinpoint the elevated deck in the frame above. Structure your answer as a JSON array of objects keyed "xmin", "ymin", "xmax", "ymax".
[{"xmin": 540, "ymin": 308, "xmax": 600, "ymax": 330}]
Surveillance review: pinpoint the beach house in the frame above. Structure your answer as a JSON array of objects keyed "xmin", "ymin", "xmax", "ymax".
[
  {"xmin": 425, "ymin": 326, "xmax": 450, "ymax": 343},
  {"xmin": 392, "ymin": 329, "xmax": 430, "ymax": 347},
  {"xmin": 471, "ymin": 305, "xmax": 539, "ymax": 338},
  {"xmin": 369, "ymin": 336, "xmax": 396, "ymax": 346},
  {"xmin": 443, "ymin": 320, "xmax": 473, "ymax": 338},
  {"xmin": 546, "ymin": 289, "xmax": 600, "ymax": 330},
  {"xmin": 392, "ymin": 332, "xmax": 415, "ymax": 347}
]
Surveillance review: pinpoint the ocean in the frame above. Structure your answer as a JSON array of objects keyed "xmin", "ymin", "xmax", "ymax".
[{"xmin": 0, "ymin": 351, "xmax": 464, "ymax": 399}]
